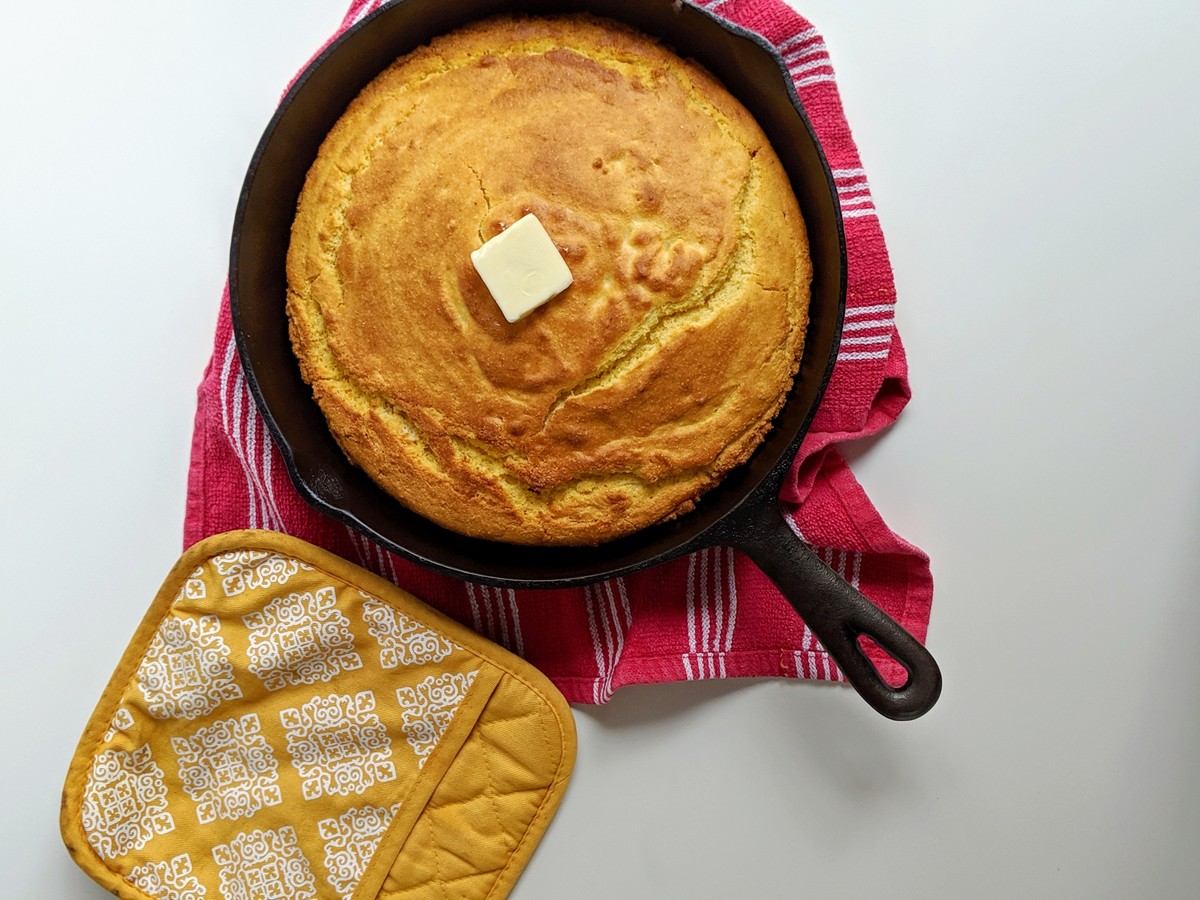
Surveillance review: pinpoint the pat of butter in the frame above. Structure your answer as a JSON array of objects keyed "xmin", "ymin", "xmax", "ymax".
[{"xmin": 470, "ymin": 214, "xmax": 573, "ymax": 323}]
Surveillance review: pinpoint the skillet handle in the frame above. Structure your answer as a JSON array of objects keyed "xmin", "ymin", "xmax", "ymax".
[{"xmin": 720, "ymin": 500, "xmax": 942, "ymax": 720}]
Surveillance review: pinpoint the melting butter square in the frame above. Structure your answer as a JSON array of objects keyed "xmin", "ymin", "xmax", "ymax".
[{"xmin": 470, "ymin": 214, "xmax": 573, "ymax": 323}]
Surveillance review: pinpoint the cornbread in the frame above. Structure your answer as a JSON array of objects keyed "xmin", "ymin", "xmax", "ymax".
[{"xmin": 286, "ymin": 14, "xmax": 811, "ymax": 545}]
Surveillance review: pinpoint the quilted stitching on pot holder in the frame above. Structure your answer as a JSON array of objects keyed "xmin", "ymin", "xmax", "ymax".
[{"xmin": 61, "ymin": 530, "xmax": 576, "ymax": 900}]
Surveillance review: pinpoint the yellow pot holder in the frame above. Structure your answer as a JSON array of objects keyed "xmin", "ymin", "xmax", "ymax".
[{"xmin": 61, "ymin": 530, "xmax": 576, "ymax": 900}]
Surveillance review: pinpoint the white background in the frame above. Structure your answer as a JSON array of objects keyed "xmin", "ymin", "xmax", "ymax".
[{"xmin": 3, "ymin": 1, "xmax": 1199, "ymax": 897}]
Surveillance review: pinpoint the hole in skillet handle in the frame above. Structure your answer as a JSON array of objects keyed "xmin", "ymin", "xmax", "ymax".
[
  {"xmin": 856, "ymin": 635, "xmax": 908, "ymax": 689},
  {"xmin": 714, "ymin": 489, "xmax": 942, "ymax": 721}
]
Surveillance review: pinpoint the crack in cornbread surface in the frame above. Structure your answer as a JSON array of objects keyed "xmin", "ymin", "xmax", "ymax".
[{"xmin": 286, "ymin": 14, "xmax": 811, "ymax": 545}]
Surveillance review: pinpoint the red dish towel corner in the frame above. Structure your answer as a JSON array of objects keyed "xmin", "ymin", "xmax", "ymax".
[{"xmin": 184, "ymin": 0, "xmax": 933, "ymax": 702}]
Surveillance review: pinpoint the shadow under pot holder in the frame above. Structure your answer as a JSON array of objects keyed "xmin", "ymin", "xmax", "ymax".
[{"xmin": 60, "ymin": 529, "xmax": 577, "ymax": 900}]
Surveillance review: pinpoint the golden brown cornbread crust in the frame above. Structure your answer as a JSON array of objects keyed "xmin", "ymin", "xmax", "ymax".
[{"xmin": 286, "ymin": 14, "xmax": 811, "ymax": 545}]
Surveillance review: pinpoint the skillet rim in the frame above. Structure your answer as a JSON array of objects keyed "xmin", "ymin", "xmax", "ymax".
[{"xmin": 229, "ymin": 0, "xmax": 848, "ymax": 588}]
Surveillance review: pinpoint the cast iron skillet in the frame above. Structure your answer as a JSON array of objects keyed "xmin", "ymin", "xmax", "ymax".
[{"xmin": 230, "ymin": 0, "xmax": 941, "ymax": 719}]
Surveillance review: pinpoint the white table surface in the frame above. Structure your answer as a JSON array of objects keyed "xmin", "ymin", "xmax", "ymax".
[{"xmin": 4, "ymin": 2, "xmax": 1199, "ymax": 897}]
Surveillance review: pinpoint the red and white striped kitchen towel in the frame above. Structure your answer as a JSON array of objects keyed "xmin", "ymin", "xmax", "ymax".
[{"xmin": 184, "ymin": 0, "xmax": 933, "ymax": 702}]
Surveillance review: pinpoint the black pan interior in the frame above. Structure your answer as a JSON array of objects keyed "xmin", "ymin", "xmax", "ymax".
[{"xmin": 230, "ymin": 0, "xmax": 846, "ymax": 586}]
